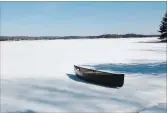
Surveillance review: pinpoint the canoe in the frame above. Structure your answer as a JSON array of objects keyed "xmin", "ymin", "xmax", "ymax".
[{"xmin": 74, "ymin": 65, "xmax": 125, "ymax": 87}]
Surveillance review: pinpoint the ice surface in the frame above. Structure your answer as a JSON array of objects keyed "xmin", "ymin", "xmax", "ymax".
[
  {"xmin": 1, "ymin": 37, "xmax": 166, "ymax": 113},
  {"xmin": 139, "ymin": 103, "xmax": 167, "ymax": 113}
]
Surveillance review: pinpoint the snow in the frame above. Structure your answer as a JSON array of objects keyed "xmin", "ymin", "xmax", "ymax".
[{"xmin": 1, "ymin": 37, "xmax": 166, "ymax": 113}]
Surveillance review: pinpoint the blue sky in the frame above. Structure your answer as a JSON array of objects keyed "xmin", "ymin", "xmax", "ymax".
[{"xmin": 0, "ymin": 1, "xmax": 166, "ymax": 36}]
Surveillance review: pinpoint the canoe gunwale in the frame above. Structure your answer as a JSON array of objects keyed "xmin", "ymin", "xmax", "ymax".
[{"xmin": 74, "ymin": 65, "xmax": 124, "ymax": 76}]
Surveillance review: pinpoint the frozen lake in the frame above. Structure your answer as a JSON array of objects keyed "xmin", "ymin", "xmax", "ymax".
[{"xmin": 1, "ymin": 37, "xmax": 166, "ymax": 113}]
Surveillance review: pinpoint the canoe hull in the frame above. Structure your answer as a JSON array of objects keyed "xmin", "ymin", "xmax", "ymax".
[{"xmin": 74, "ymin": 65, "xmax": 124, "ymax": 87}]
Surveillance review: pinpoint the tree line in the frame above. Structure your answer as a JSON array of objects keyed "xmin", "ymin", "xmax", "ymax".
[{"xmin": 0, "ymin": 34, "xmax": 160, "ymax": 41}]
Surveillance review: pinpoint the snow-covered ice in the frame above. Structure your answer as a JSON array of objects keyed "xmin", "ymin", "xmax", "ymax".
[{"xmin": 1, "ymin": 37, "xmax": 166, "ymax": 113}]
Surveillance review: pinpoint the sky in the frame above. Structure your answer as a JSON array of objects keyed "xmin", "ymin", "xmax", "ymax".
[{"xmin": 0, "ymin": 1, "xmax": 166, "ymax": 36}]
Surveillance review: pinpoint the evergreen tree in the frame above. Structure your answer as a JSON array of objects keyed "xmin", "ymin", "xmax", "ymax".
[{"xmin": 158, "ymin": 10, "xmax": 167, "ymax": 39}]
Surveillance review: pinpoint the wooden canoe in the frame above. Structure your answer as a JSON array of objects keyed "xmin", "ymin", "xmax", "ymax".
[{"xmin": 74, "ymin": 65, "xmax": 125, "ymax": 87}]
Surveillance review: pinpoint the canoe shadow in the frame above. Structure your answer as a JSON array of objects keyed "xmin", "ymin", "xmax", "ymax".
[
  {"xmin": 67, "ymin": 73, "xmax": 119, "ymax": 89},
  {"xmin": 82, "ymin": 62, "xmax": 167, "ymax": 75},
  {"xmin": 8, "ymin": 110, "xmax": 36, "ymax": 113}
]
